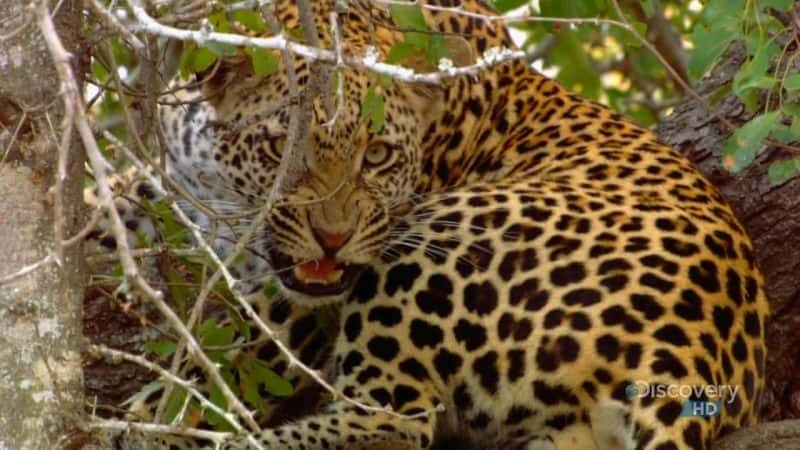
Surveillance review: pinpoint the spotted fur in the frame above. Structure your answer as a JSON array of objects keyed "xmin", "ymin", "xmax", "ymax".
[{"xmin": 89, "ymin": 1, "xmax": 769, "ymax": 449}]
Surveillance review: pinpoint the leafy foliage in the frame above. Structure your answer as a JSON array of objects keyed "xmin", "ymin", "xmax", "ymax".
[
  {"xmin": 495, "ymin": 0, "xmax": 800, "ymax": 182},
  {"xmin": 505, "ymin": 0, "xmax": 678, "ymax": 126},
  {"xmin": 694, "ymin": 0, "xmax": 800, "ymax": 182}
]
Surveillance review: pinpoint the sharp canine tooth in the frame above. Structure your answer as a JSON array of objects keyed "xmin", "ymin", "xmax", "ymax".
[
  {"xmin": 294, "ymin": 261, "xmax": 343, "ymax": 285},
  {"xmin": 326, "ymin": 269, "xmax": 344, "ymax": 283},
  {"xmin": 294, "ymin": 265, "xmax": 307, "ymax": 282}
]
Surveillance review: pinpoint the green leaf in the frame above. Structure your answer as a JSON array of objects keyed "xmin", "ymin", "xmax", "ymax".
[
  {"xmin": 771, "ymin": 114, "xmax": 800, "ymax": 143},
  {"xmin": 206, "ymin": 42, "xmax": 238, "ymax": 57},
  {"xmin": 179, "ymin": 43, "xmax": 219, "ymax": 77},
  {"xmin": 688, "ymin": 0, "xmax": 745, "ymax": 78},
  {"xmin": 425, "ymin": 34, "xmax": 450, "ymax": 65},
  {"xmin": 361, "ymin": 86, "xmax": 385, "ymax": 133},
  {"xmin": 91, "ymin": 60, "xmax": 109, "ymax": 82},
  {"xmin": 178, "ymin": 44, "xmax": 194, "ymax": 79},
  {"xmin": 239, "ymin": 369, "xmax": 264, "ymax": 410},
  {"xmin": 201, "ymin": 323, "xmax": 235, "ymax": 348},
  {"xmin": 723, "ymin": 111, "xmax": 780, "ymax": 172},
  {"xmin": 285, "ymin": 26, "xmax": 306, "ymax": 42},
  {"xmin": 782, "ymin": 103, "xmax": 800, "ymax": 116},
  {"xmin": 389, "ymin": 4, "xmax": 427, "ymax": 30},
  {"xmin": 539, "ymin": 0, "xmax": 604, "ymax": 17},
  {"xmin": 145, "ymin": 339, "xmax": 177, "ymax": 360},
  {"xmin": 122, "ymin": 380, "xmax": 164, "ymax": 406},
  {"xmin": 739, "ymin": 89, "xmax": 762, "ymax": 113},
  {"xmin": 264, "ymin": 280, "xmax": 280, "ymax": 299},
  {"xmin": 547, "ymin": 29, "xmax": 601, "ymax": 99},
  {"xmin": 378, "ymin": 73, "xmax": 394, "ymax": 88},
  {"xmin": 386, "ymin": 42, "xmax": 418, "ymax": 64},
  {"xmin": 760, "ymin": 0, "xmax": 793, "ymax": 11},
  {"xmin": 493, "ymin": 0, "xmax": 530, "ymax": 13},
  {"xmin": 622, "ymin": 21, "xmax": 648, "ymax": 48},
  {"xmin": 206, "ymin": 375, "xmax": 236, "ymax": 432},
  {"xmin": 401, "ymin": 30, "xmax": 428, "ymax": 51},
  {"xmin": 390, "ymin": 3, "xmax": 443, "ymax": 63},
  {"xmin": 252, "ymin": 361, "xmax": 293, "ymax": 397},
  {"xmin": 770, "ymin": 124, "xmax": 799, "ymax": 143},
  {"xmin": 165, "ymin": 263, "xmax": 190, "ymax": 312},
  {"xmin": 234, "ymin": 10, "xmax": 266, "ymax": 32},
  {"xmin": 162, "ymin": 386, "xmax": 190, "ymax": 425},
  {"xmin": 733, "ymin": 37, "xmax": 779, "ymax": 99},
  {"xmin": 641, "ymin": 0, "xmax": 657, "ymax": 17},
  {"xmin": 209, "ymin": 11, "xmax": 231, "ymax": 33},
  {"xmin": 688, "ymin": 21, "xmax": 737, "ymax": 78},
  {"xmin": 783, "ymin": 74, "xmax": 800, "ymax": 91},
  {"xmin": 768, "ymin": 157, "xmax": 800, "ymax": 184},
  {"xmin": 190, "ymin": 46, "xmax": 218, "ymax": 73},
  {"xmin": 246, "ymin": 47, "xmax": 278, "ymax": 76},
  {"xmin": 149, "ymin": 201, "xmax": 187, "ymax": 245}
]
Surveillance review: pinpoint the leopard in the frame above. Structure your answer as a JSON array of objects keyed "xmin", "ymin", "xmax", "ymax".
[
  {"xmin": 83, "ymin": 0, "xmax": 516, "ymax": 442},
  {"xmin": 86, "ymin": 1, "xmax": 769, "ymax": 449}
]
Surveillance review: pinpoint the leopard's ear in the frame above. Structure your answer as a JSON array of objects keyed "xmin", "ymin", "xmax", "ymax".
[{"xmin": 200, "ymin": 55, "xmax": 253, "ymax": 108}]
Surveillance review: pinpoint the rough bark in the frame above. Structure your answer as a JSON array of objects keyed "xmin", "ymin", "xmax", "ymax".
[
  {"xmin": 655, "ymin": 42, "xmax": 800, "ymax": 448},
  {"xmin": 0, "ymin": 0, "xmax": 87, "ymax": 448}
]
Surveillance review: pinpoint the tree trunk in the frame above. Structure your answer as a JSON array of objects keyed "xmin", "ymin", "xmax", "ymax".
[
  {"xmin": 655, "ymin": 42, "xmax": 800, "ymax": 448},
  {"xmin": 0, "ymin": 1, "xmax": 87, "ymax": 448}
]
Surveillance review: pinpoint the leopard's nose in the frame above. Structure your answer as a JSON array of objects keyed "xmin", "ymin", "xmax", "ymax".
[{"xmin": 312, "ymin": 227, "xmax": 353, "ymax": 255}]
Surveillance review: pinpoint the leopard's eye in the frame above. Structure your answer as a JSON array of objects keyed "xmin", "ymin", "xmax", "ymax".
[{"xmin": 363, "ymin": 144, "xmax": 392, "ymax": 168}]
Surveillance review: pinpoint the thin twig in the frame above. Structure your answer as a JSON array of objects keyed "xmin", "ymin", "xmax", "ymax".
[
  {"xmin": 321, "ymin": 10, "xmax": 345, "ymax": 129},
  {"xmin": 1, "ymin": 110, "xmax": 27, "ymax": 166},
  {"xmin": 86, "ymin": 0, "xmax": 145, "ymax": 52},
  {"xmin": 62, "ymin": 207, "xmax": 104, "ymax": 248},
  {"xmin": 0, "ymin": 253, "xmax": 55, "ymax": 286},
  {"xmin": 88, "ymin": 344, "xmax": 238, "ymax": 433},
  {"xmin": 88, "ymin": 418, "xmax": 230, "ymax": 444},
  {"xmin": 0, "ymin": 11, "xmax": 30, "ymax": 42}
]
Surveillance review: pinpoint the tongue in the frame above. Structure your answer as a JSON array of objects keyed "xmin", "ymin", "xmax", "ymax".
[{"xmin": 300, "ymin": 256, "xmax": 338, "ymax": 282}]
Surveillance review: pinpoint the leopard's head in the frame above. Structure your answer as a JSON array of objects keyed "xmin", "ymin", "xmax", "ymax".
[
  {"xmin": 263, "ymin": 75, "xmax": 433, "ymax": 305},
  {"xmin": 199, "ymin": 1, "xmax": 495, "ymax": 305},
  {"xmin": 244, "ymin": 8, "xmax": 475, "ymax": 305}
]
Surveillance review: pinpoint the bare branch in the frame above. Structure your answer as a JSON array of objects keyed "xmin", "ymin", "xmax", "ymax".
[
  {"xmin": 126, "ymin": 0, "xmax": 526, "ymax": 83},
  {"xmin": 86, "ymin": 0, "xmax": 145, "ymax": 52},
  {"xmin": 88, "ymin": 418, "xmax": 230, "ymax": 444},
  {"xmin": 0, "ymin": 253, "xmax": 55, "ymax": 286}
]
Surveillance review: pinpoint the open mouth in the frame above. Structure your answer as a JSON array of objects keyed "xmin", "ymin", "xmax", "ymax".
[{"xmin": 268, "ymin": 248, "xmax": 366, "ymax": 297}]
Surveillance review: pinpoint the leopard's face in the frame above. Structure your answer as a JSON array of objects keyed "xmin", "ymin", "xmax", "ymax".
[
  {"xmin": 196, "ymin": 0, "xmax": 497, "ymax": 307},
  {"xmin": 260, "ymin": 69, "xmax": 432, "ymax": 305}
]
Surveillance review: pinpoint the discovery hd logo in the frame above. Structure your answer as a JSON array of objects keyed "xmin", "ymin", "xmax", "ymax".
[{"xmin": 625, "ymin": 381, "xmax": 738, "ymax": 418}]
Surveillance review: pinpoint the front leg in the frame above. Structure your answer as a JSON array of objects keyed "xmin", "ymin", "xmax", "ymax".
[{"xmin": 226, "ymin": 401, "xmax": 436, "ymax": 449}]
